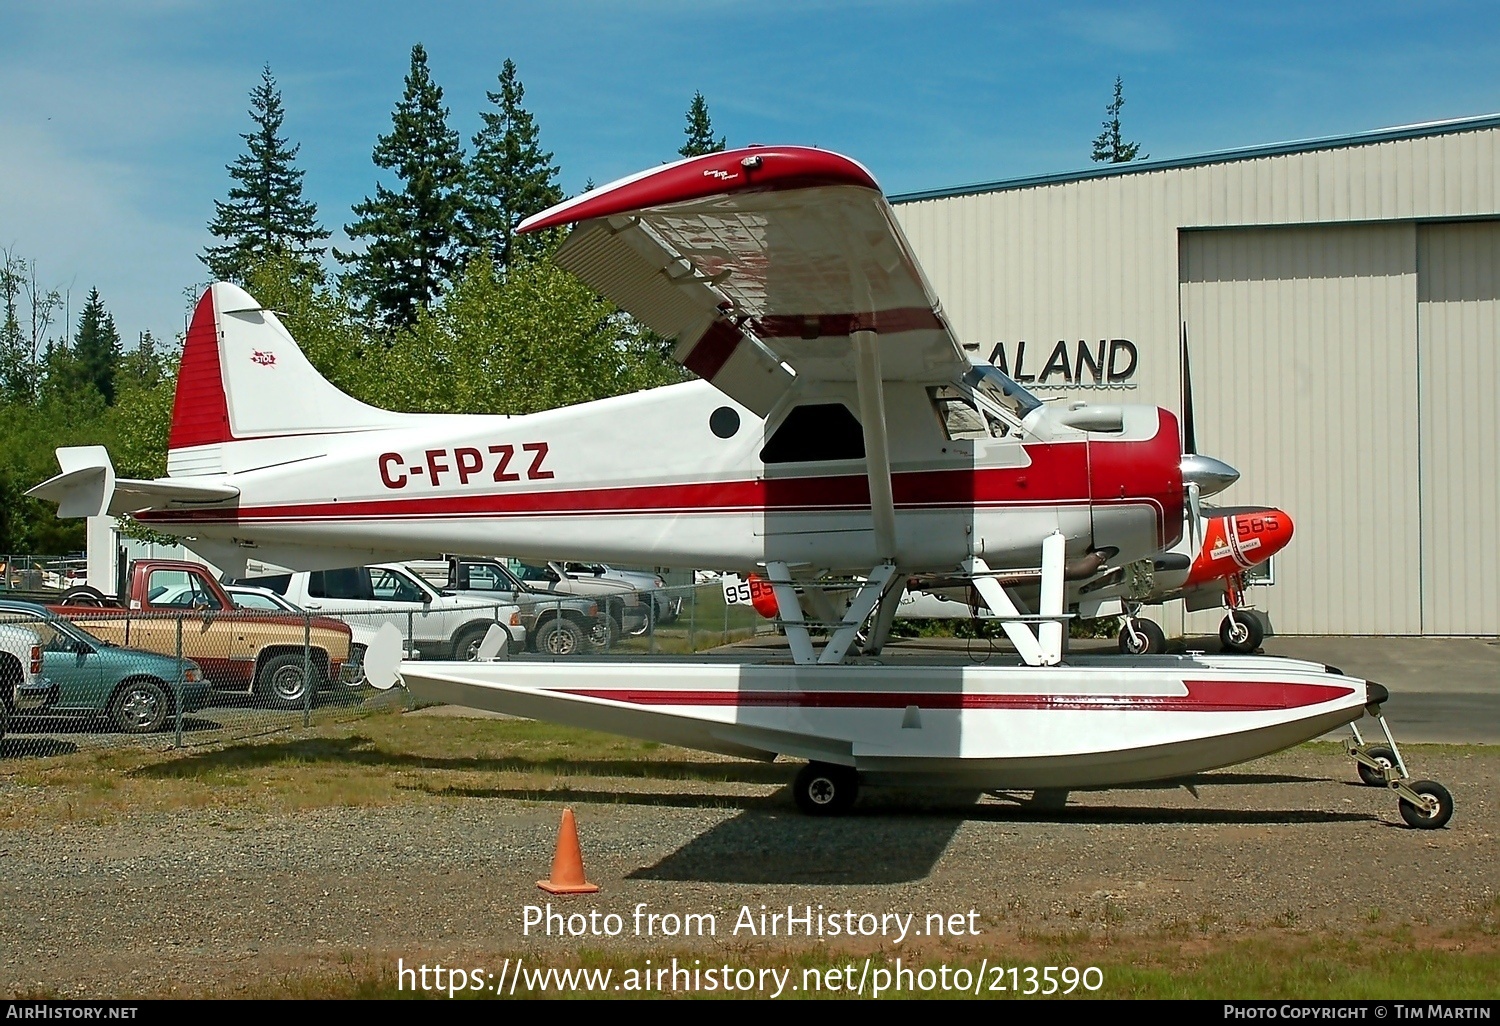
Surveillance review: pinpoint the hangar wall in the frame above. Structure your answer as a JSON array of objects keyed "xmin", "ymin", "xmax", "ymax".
[{"xmin": 892, "ymin": 117, "xmax": 1500, "ymax": 636}]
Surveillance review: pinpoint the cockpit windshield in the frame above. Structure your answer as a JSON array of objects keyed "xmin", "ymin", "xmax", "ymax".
[{"xmin": 965, "ymin": 365, "xmax": 1044, "ymax": 421}]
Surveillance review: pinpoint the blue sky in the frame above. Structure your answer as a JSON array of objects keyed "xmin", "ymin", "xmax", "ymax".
[{"xmin": 3, "ymin": 1, "xmax": 1498, "ymax": 344}]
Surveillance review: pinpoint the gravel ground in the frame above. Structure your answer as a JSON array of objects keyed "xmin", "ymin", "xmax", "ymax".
[{"xmin": 1, "ymin": 743, "xmax": 1496, "ymax": 997}]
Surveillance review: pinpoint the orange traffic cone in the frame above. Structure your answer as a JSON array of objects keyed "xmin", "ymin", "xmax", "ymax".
[{"xmin": 537, "ymin": 808, "xmax": 600, "ymax": 894}]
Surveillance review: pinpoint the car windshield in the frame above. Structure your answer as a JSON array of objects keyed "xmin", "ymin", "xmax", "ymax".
[{"xmin": 965, "ymin": 364, "xmax": 1043, "ymax": 420}]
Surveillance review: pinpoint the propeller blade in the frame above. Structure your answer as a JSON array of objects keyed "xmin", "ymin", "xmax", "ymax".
[
  {"xmin": 1188, "ymin": 481, "xmax": 1203, "ymax": 552},
  {"xmin": 1180, "ymin": 322, "xmax": 1197, "ymax": 456}
]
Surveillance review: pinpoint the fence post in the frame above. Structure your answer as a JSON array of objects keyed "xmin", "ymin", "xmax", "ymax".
[
  {"xmin": 174, "ymin": 614, "xmax": 184, "ymax": 748},
  {"xmin": 302, "ymin": 612, "xmax": 312, "ymax": 728},
  {"xmin": 406, "ymin": 610, "xmax": 415, "ymax": 660},
  {"xmin": 688, "ymin": 585, "xmax": 697, "ymax": 653}
]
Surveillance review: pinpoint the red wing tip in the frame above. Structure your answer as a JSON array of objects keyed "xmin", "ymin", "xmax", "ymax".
[{"xmin": 518, "ymin": 145, "xmax": 881, "ymax": 234}]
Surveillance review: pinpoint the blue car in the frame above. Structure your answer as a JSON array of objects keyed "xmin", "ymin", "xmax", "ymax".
[{"xmin": 0, "ymin": 600, "xmax": 210, "ymax": 733}]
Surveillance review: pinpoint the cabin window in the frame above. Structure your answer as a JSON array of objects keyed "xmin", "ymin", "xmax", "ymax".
[
  {"xmin": 759, "ymin": 403, "xmax": 865, "ymax": 464},
  {"xmin": 928, "ymin": 386, "xmax": 1009, "ymax": 440},
  {"xmin": 234, "ymin": 573, "xmax": 291, "ymax": 596},
  {"xmin": 371, "ymin": 568, "xmax": 427, "ymax": 603},
  {"xmin": 309, "ymin": 568, "xmax": 372, "ymax": 601}
]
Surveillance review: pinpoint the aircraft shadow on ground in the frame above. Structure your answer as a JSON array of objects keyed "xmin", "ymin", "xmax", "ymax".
[
  {"xmin": 128, "ymin": 734, "xmax": 796, "ymax": 784},
  {"xmin": 0, "ymin": 736, "xmax": 79, "ymax": 759},
  {"xmin": 436, "ymin": 773, "xmax": 1380, "ymax": 885}
]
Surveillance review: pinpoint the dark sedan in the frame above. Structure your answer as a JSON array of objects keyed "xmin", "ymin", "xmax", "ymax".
[{"xmin": 0, "ymin": 600, "xmax": 209, "ymax": 733}]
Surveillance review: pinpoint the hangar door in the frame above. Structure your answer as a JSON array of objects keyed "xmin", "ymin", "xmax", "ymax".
[
  {"xmin": 1179, "ymin": 224, "xmax": 1421, "ymax": 635},
  {"xmin": 1418, "ymin": 221, "xmax": 1500, "ymax": 635}
]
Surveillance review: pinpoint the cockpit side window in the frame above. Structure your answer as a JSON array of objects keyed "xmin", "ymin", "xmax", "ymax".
[
  {"xmin": 760, "ymin": 403, "xmax": 866, "ymax": 464},
  {"xmin": 928, "ymin": 386, "xmax": 1010, "ymax": 440},
  {"xmin": 966, "ymin": 365, "xmax": 1043, "ymax": 420}
]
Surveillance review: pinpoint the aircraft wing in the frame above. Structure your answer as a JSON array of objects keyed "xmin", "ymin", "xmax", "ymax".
[{"xmin": 518, "ymin": 146, "xmax": 970, "ymax": 417}]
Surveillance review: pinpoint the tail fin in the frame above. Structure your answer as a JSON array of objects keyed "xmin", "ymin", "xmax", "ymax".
[{"xmin": 168, "ymin": 283, "xmax": 408, "ymax": 475}]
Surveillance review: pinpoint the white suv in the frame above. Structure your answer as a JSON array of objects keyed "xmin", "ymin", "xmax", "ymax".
[{"xmin": 230, "ymin": 564, "xmax": 525, "ymax": 661}]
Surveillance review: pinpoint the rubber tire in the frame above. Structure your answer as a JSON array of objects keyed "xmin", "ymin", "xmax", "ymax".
[
  {"xmin": 626, "ymin": 605, "xmax": 652, "ymax": 637},
  {"xmin": 1358, "ymin": 744, "xmax": 1397, "ymax": 787},
  {"xmin": 110, "ymin": 677, "xmax": 171, "ymax": 733},
  {"xmin": 534, "ymin": 617, "xmax": 586, "ymax": 657},
  {"xmin": 1398, "ymin": 780, "xmax": 1454, "ymax": 830},
  {"xmin": 342, "ymin": 644, "xmax": 369, "ymax": 688},
  {"xmin": 793, "ymin": 761, "xmax": 860, "ymax": 815},
  {"xmin": 61, "ymin": 585, "xmax": 113, "ymax": 607},
  {"xmin": 1118, "ymin": 618, "xmax": 1166, "ymax": 655},
  {"xmin": 451, "ymin": 625, "xmax": 496, "ymax": 661},
  {"xmin": 256, "ymin": 653, "xmax": 317, "ymax": 710},
  {"xmin": 1219, "ymin": 612, "xmax": 1264, "ymax": 653}
]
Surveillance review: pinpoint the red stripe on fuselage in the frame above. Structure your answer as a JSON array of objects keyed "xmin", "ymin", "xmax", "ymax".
[
  {"xmin": 557, "ymin": 680, "xmax": 1355, "ymax": 713},
  {"xmin": 138, "ymin": 445, "xmax": 1098, "ymax": 524}
]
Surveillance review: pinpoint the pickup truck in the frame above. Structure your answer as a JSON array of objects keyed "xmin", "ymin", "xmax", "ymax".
[
  {"xmin": 50, "ymin": 559, "xmax": 353, "ymax": 710},
  {"xmin": 503, "ymin": 559, "xmax": 648, "ymax": 644},
  {"xmin": 0, "ymin": 616, "xmax": 45, "ymax": 743},
  {"xmin": 227, "ymin": 563, "xmax": 525, "ymax": 661},
  {"xmin": 406, "ymin": 557, "xmax": 606, "ymax": 656}
]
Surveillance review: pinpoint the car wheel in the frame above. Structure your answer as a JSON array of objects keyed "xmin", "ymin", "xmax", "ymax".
[
  {"xmin": 110, "ymin": 678, "xmax": 171, "ymax": 733},
  {"xmin": 342, "ymin": 644, "xmax": 369, "ymax": 688},
  {"xmin": 61, "ymin": 585, "xmax": 113, "ymax": 607},
  {"xmin": 453, "ymin": 624, "xmax": 504, "ymax": 661},
  {"xmin": 585, "ymin": 617, "xmax": 611, "ymax": 650},
  {"xmin": 535, "ymin": 617, "xmax": 586, "ymax": 657},
  {"xmin": 255, "ymin": 653, "xmax": 316, "ymax": 710},
  {"xmin": 626, "ymin": 605, "xmax": 652, "ymax": 637}
]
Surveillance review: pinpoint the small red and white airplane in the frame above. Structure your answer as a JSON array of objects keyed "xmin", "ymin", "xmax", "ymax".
[
  {"xmin": 892, "ymin": 503, "xmax": 1295, "ymax": 654},
  {"xmin": 29, "ymin": 145, "xmax": 1449, "ymax": 826}
]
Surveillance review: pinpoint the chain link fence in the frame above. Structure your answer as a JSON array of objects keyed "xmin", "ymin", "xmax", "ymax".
[{"xmin": 0, "ymin": 578, "xmax": 770, "ymax": 760}]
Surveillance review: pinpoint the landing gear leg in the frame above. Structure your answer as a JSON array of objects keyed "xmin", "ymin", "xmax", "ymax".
[
  {"xmin": 1346, "ymin": 702, "xmax": 1454, "ymax": 829},
  {"xmin": 1118, "ymin": 604, "xmax": 1166, "ymax": 655},
  {"xmin": 1218, "ymin": 575, "xmax": 1264, "ymax": 653}
]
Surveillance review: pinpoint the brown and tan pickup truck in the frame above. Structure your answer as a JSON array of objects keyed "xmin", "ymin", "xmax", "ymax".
[{"xmin": 50, "ymin": 560, "xmax": 354, "ymax": 709}]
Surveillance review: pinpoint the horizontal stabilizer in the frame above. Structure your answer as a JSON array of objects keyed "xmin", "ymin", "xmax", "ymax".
[{"xmin": 27, "ymin": 446, "xmax": 239, "ymax": 518}]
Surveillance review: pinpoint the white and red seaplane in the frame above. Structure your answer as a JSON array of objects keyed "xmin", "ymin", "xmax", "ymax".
[{"xmin": 29, "ymin": 145, "xmax": 1450, "ymax": 826}]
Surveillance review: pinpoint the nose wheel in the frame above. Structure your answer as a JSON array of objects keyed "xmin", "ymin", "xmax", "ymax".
[{"xmin": 1346, "ymin": 704, "xmax": 1454, "ymax": 829}]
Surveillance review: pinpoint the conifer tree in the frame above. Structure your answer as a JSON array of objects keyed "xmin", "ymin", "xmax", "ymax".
[
  {"xmin": 72, "ymin": 287, "xmax": 121, "ymax": 404},
  {"xmin": 338, "ymin": 44, "xmax": 471, "ymax": 329},
  {"xmin": 202, "ymin": 66, "xmax": 329, "ymax": 282},
  {"xmin": 679, "ymin": 91, "xmax": 726, "ymax": 158},
  {"xmin": 1091, "ymin": 76, "xmax": 1148, "ymax": 164},
  {"xmin": 465, "ymin": 59, "xmax": 563, "ymax": 269}
]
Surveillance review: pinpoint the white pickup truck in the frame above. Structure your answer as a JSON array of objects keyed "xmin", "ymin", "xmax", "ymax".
[
  {"xmin": 0, "ymin": 618, "xmax": 46, "ymax": 742},
  {"xmin": 229, "ymin": 563, "xmax": 525, "ymax": 661}
]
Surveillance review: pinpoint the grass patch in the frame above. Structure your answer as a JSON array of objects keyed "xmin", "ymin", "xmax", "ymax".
[{"xmin": 0, "ymin": 706, "xmax": 790, "ymax": 830}]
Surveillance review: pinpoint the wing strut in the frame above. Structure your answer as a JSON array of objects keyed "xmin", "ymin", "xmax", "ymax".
[
  {"xmin": 963, "ymin": 532, "xmax": 1069, "ymax": 667},
  {"xmin": 852, "ymin": 329, "xmax": 897, "ymax": 562}
]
